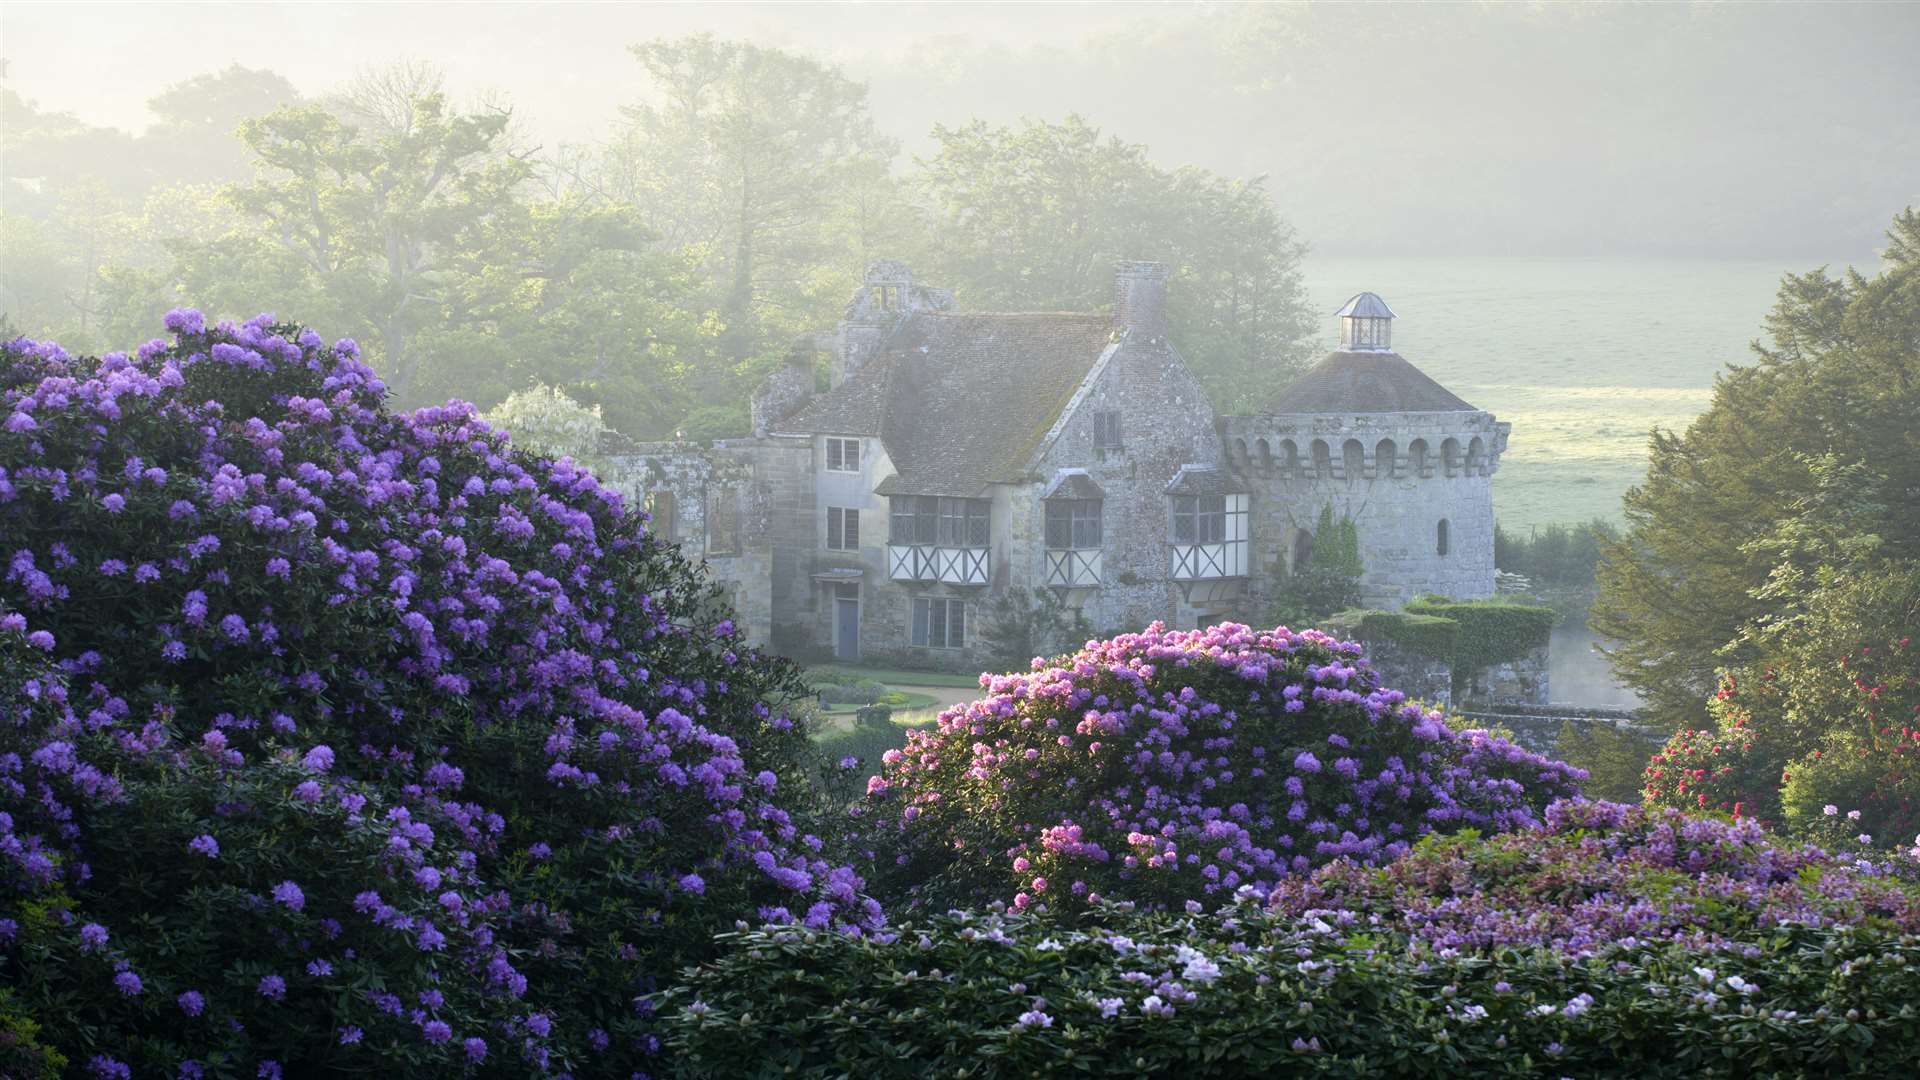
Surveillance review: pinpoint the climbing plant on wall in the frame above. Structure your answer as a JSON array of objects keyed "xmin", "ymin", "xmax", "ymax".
[{"xmin": 1271, "ymin": 505, "xmax": 1362, "ymax": 630}]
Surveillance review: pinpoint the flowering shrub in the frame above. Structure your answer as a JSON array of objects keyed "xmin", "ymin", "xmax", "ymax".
[
  {"xmin": 1781, "ymin": 732, "xmax": 1920, "ymax": 852},
  {"xmin": 0, "ymin": 318, "xmax": 875, "ymax": 1076},
  {"xmin": 859, "ymin": 623, "xmax": 1585, "ymax": 914},
  {"xmin": 477, "ymin": 384, "xmax": 610, "ymax": 470},
  {"xmin": 1642, "ymin": 671, "xmax": 1788, "ymax": 823},
  {"xmin": 663, "ymin": 801, "xmax": 1920, "ymax": 1077}
]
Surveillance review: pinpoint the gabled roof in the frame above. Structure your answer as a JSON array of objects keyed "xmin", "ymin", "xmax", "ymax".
[
  {"xmin": 788, "ymin": 312, "xmax": 1115, "ymax": 497},
  {"xmin": 1262, "ymin": 350, "xmax": 1477, "ymax": 414}
]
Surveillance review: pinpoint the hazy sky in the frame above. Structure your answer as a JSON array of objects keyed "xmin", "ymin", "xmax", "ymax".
[
  {"xmin": 4, "ymin": 1, "xmax": 1916, "ymax": 258},
  {"xmin": 1, "ymin": 1, "xmax": 1170, "ymax": 142}
]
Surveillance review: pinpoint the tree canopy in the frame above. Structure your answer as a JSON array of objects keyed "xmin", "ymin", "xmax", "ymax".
[{"xmin": 1593, "ymin": 208, "xmax": 1920, "ymax": 726}]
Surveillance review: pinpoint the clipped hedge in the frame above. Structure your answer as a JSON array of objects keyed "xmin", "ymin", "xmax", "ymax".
[
  {"xmin": 1334, "ymin": 609, "xmax": 1459, "ymax": 661},
  {"xmin": 663, "ymin": 800, "xmax": 1920, "ymax": 1078},
  {"xmin": 1402, "ymin": 595, "xmax": 1556, "ymax": 673}
]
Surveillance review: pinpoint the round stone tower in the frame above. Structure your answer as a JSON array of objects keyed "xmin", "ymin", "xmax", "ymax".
[{"xmin": 1223, "ymin": 293, "xmax": 1508, "ymax": 609}]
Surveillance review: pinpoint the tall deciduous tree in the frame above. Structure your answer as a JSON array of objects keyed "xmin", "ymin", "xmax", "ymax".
[
  {"xmin": 222, "ymin": 67, "xmax": 531, "ymax": 401},
  {"xmin": 601, "ymin": 35, "xmax": 901, "ymax": 365},
  {"xmin": 1593, "ymin": 208, "xmax": 1920, "ymax": 727},
  {"xmin": 910, "ymin": 115, "xmax": 1313, "ymax": 410}
]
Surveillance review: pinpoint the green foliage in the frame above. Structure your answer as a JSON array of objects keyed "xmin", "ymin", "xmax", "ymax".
[
  {"xmin": 1643, "ymin": 673, "xmax": 1790, "ymax": 821},
  {"xmin": 909, "ymin": 115, "xmax": 1313, "ymax": 410},
  {"xmin": 1781, "ymin": 732, "xmax": 1920, "ymax": 849},
  {"xmin": 1270, "ymin": 506, "xmax": 1363, "ymax": 630},
  {"xmin": 979, "ymin": 586, "xmax": 1097, "ymax": 671},
  {"xmin": 601, "ymin": 35, "xmax": 901, "ymax": 364},
  {"xmin": 479, "ymin": 384, "xmax": 610, "ymax": 468},
  {"xmin": 1551, "ymin": 720, "xmax": 1660, "ymax": 803},
  {"xmin": 1494, "ymin": 517, "xmax": 1620, "ymax": 587},
  {"xmin": 1402, "ymin": 595, "xmax": 1556, "ymax": 675},
  {"xmin": 1341, "ymin": 610, "xmax": 1460, "ymax": 662},
  {"xmin": 1594, "ymin": 210, "xmax": 1920, "ymax": 726},
  {"xmin": 662, "ymin": 905, "xmax": 1920, "ymax": 1077}
]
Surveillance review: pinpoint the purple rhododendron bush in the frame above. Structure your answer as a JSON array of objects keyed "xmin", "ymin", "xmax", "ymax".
[
  {"xmin": 0, "ymin": 318, "xmax": 876, "ymax": 1077},
  {"xmin": 662, "ymin": 799, "xmax": 1920, "ymax": 1078},
  {"xmin": 859, "ymin": 623, "xmax": 1586, "ymax": 914}
]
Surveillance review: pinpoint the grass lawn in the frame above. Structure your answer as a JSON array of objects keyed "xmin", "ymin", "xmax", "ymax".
[
  {"xmin": 815, "ymin": 690, "xmax": 941, "ymax": 716},
  {"xmin": 803, "ymin": 663, "xmax": 983, "ymax": 689}
]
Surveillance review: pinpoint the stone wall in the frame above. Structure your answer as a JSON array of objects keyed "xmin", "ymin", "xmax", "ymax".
[{"xmin": 1223, "ymin": 411, "xmax": 1509, "ymax": 613}]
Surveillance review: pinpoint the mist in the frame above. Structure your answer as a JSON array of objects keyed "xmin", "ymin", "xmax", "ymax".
[{"xmin": 6, "ymin": 1, "xmax": 1915, "ymax": 258}]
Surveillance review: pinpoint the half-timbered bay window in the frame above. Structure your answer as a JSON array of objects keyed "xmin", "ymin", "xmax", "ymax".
[
  {"xmin": 912, "ymin": 597, "xmax": 966, "ymax": 648},
  {"xmin": 888, "ymin": 496, "xmax": 990, "ymax": 584},
  {"xmin": 1043, "ymin": 498, "xmax": 1103, "ymax": 586},
  {"xmin": 1166, "ymin": 468, "xmax": 1249, "ymax": 580}
]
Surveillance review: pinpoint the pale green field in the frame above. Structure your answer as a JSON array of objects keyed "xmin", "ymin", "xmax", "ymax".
[{"xmin": 1301, "ymin": 255, "xmax": 1875, "ymax": 531}]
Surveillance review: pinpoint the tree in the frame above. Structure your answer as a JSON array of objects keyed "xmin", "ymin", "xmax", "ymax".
[
  {"xmin": 221, "ymin": 68, "xmax": 532, "ymax": 402},
  {"xmin": 909, "ymin": 115, "xmax": 1313, "ymax": 410},
  {"xmin": 1593, "ymin": 208, "xmax": 1920, "ymax": 727},
  {"xmin": 142, "ymin": 65, "xmax": 302, "ymax": 185},
  {"xmin": 601, "ymin": 35, "xmax": 901, "ymax": 367}
]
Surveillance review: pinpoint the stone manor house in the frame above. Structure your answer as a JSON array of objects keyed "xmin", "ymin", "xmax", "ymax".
[{"xmin": 603, "ymin": 260, "xmax": 1508, "ymax": 672}]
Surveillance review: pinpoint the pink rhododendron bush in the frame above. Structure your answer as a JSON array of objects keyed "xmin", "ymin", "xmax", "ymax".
[
  {"xmin": 860, "ymin": 623, "xmax": 1586, "ymax": 913},
  {"xmin": 0, "ymin": 318, "xmax": 873, "ymax": 1077}
]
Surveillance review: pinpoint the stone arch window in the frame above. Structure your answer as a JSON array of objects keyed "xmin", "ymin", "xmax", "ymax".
[
  {"xmin": 1408, "ymin": 439, "xmax": 1429, "ymax": 477},
  {"xmin": 643, "ymin": 490, "xmax": 677, "ymax": 542},
  {"xmin": 1311, "ymin": 439, "xmax": 1334, "ymax": 480},
  {"xmin": 1442, "ymin": 437, "xmax": 1463, "ymax": 477},
  {"xmin": 1436, "ymin": 518, "xmax": 1450, "ymax": 557},
  {"xmin": 1342, "ymin": 438, "xmax": 1366, "ymax": 481},
  {"xmin": 1280, "ymin": 439, "xmax": 1299, "ymax": 476},
  {"xmin": 1232, "ymin": 438, "xmax": 1248, "ymax": 469},
  {"xmin": 1374, "ymin": 437, "xmax": 1398, "ymax": 479},
  {"xmin": 1467, "ymin": 435, "xmax": 1486, "ymax": 475},
  {"xmin": 1255, "ymin": 437, "xmax": 1272, "ymax": 472},
  {"xmin": 1290, "ymin": 528, "xmax": 1314, "ymax": 572}
]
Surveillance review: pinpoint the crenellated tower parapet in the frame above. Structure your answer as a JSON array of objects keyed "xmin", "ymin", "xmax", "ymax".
[{"xmin": 1224, "ymin": 294, "xmax": 1507, "ymax": 610}]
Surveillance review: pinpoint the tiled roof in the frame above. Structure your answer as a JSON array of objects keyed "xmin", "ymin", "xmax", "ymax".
[
  {"xmin": 799, "ymin": 312, "xmax": 1114, "ymax": 497},
  {"xmin": 1263, "ymin": 350, "xmax": 1477, "ymax": 414}
]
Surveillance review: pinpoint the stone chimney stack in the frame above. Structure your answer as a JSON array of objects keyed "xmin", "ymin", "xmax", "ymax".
[{"xmin": 1113, "ymin": 261, "xmax": 1169, "ymax": 342}]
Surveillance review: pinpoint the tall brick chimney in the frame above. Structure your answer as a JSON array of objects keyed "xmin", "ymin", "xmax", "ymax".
[{"xmin": 1113, "ymin": 261, "xmax": 1169, "ymax": 342}]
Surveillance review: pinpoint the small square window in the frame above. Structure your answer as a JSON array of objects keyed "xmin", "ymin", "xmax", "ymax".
[
  {"xmin": 1092, "ymin": 410, "xmax": 1123, "ymax": 450},
  {"xmin": 825, "ymin": 438, "xmax": 861, "ymax": 473},
  {"xmin": 826, "ymin": 507, "xmax": 860, "ymax": 551}
]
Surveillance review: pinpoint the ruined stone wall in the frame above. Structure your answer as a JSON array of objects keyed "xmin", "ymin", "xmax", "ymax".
[
  {"xmin": 599, "ymin": 441, "xmax": 788, "ymax": 646},
  {"xmin": 1223, "ymin": 411, "xmax": 1508, "ymax": 613}
]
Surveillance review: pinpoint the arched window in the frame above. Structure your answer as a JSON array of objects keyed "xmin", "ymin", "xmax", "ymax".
[
  {"xmin": 1311, "ymin": 439, "xmax": 1334, "ymax": 480},
  {"xmin": 1408, "ymin": 439, "xmax": 1429, "ymax": 476},
  {"xmin": 1374, "ymin": 438, "xmax": 1398, "ymax": 479},
  {"xmin": 1232, "ymin": 438, "xmax": 1248, "ymax": 468},
  {"xmin": 1280, "ymin": 439, "xmax": 1299, "ymax": 476},
  {"xmin": 1442, "ymin": 437, "xmax": 1462, "ymax": 477},
  {"xmin": 1255, "ymin": 438, "xmax": 1272, "ymax": 472},
  {"xmin": 1342, "ymin": 439, "xmax": 1365, "ymax": 480},
  {"xmin": 1436, "ymin": 518, "xmax": 1450, "ymax": 556},
  {"xmin": 1467, "ymin": 436, "xmax": 1486, "ymax": 475}
]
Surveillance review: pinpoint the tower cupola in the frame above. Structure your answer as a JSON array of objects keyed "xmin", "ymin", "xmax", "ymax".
[{"xmin": 1336, "ymin": 291, "xmax": 1395, "ymax": 352}]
